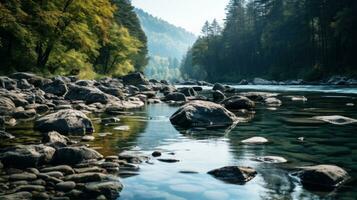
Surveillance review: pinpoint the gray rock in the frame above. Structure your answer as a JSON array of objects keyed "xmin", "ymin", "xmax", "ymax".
[
  {"xmin": 264, "ymin": 97, "xmax": 282, "ymax": 106},
  {"xmin": 42, "ymin": 131, "xmax": 70, "ymax": 147},
  {"xmin": 294, "ymin": 165, "xmax": 350, "ymax": 191},
  {"xmin": 158, "ymin": 158, "xmax": 180, "ymax": 163},
  {"xmin": 9, "ymin": 173, "xmax": 37, "ymax": 181},
  {"xmin": 34, "ymin": 109, "xmax": 94, "ymax": 135},
  {"xmin": 85, "ymin": 181, "xmax": 123, "ymax": 199},
  {"xmin": 65, "ymin": 84, "xmax": 115, "ymax": 104},
  {"xmin": 179, "ymin": 87, "xmax": 197, "ymax": 97},
  {"xmin": 212, "ymin": 90, "xmax": 226, "ymax": 102},
  {"xmin": 82, "ymin": 135, "xmax": 95, "ymax": 141},
  {"xmin": 122, "ymin": 72, "xmax": 150, "ymax": 86},
  {"xmin": 0, "ymin": 145, "xmax": 55, "ymax": 168},
  {"xmin": 64, "ymin": 172, "xmax": 108, "ymax": 182},
  {"xmin": 15, "ymin": 185, "xmax": 45, "ymax": 192},
  {"xmin": 0, "ymin": 76, "xmax": 17, "ymax": 90},
  {"xmin": 212, "ymin": 83, "xmax": 226, "ymax": 92},
  {"xmin": 56, "ymin": 181, "xmax": 76, "ymax": 191},
  {"xmin": 42, "ymin": 79, "xmax": 68, "ymax": 96},
  {"xmin": 12, "ymin": 109, "xmax": 36, "ymax": 119},
  {"xmin": 252, "ymin": 78, "xmax": 273, "ymax": 85},
  {"xmin": 0, "ymin": 192, "xmax": 32, "ymax": 200},
  {"xmin": 17, "ymin": 79, "xmax": 33, "ymax": 90},
  {"xmin": 221, "ymin": 95, "xmax": 255, "ymax": 110},
  {"xmin": 208, "ymin": 166, "xmax": 257, "ymax": 184},
  {"xmin": 0, "ymin": 130, "xmax": 15, "ymax": 139},
  {"xmin": 164, "ymin": 92, "xmax": 187, "ymax": 102},
  {"xmin": 40, "ymin": 165, "xmax": 74, "ymax": 175},
  {"xmin": 0, "ymin": 97, "xmax": 15, "ymax": 115},
  {"xmin": 52, "ymin": 147, "xmax": 103, "ymax": 165},
  {"xmin": 9, "ymin": 72, "xmax": 48, "ymax": 87},
  {"xmin": 241, "ymin": 137, "xmax": 268, "ymax": 144},
  {"xmin": 170, "ymin": 100, "xmax": 237, "ymax": 128}
]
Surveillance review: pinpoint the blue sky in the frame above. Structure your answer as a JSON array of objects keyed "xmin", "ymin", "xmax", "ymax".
[{"xmin": 131, "ymin": 0, "xmax": 230, "ymax": 35}]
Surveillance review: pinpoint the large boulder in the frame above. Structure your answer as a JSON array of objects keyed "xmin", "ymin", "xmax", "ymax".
[
  {"xmin": 208, "ymin": 166, "xmax": 257, "ymax": 184},
  {"xmin": 170, "ymin": 100, "xmax": 237, "ymax": 128},
  {"xmin": 0, "ymin": 97, "xmax": 15, "ymax": 115},
  {"xmin": 164, "ymin": 92, "xmax": 187, "ymax": 102},
  {"xmin": 294, "ymin": 165, "xmax": 350, "ymax": 191},
  {"xmin": 122, "ymin": 72, "xmax": 149, "ymax": 86},
  {"xmin": 9, "ymin": 72, "xmax": 48, "ymax": 87},
  {"xmin": 52, "ymin": 147, "xmax": 103, "ymax": 165},
  {"xmin": 65, "ymin": 84, "xmax": 115, "ymax": 104},
  {"xmin": 221, "ymin": 95, "xmax": 255, "ymax": 110},
  {"xmin": 42, "ymin": 79, "xmax": 68, "ymax": 96},
  {"xmin": 34, "ymin": 109, "xmax": 94, "ymax": 135},
  {"xmin": 0, "ymin": 144, "xmax": 55, "ymax": 168}
]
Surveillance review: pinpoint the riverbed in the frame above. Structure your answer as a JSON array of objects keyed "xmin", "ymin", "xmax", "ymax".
[{"xmin": 4, "ymin": 85, "xmax": 357, "ymax": 200}]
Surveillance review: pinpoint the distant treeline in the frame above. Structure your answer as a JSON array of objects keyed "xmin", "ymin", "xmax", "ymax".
[
  {"xmin": 181, "ymin": 0, "xmax": 357, "ymax": 82},
  {"xmin": 0, "ymin": 0, "xmax": 148, "ymax": 78}
]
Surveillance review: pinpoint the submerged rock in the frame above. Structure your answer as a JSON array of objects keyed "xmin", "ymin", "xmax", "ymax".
[
  {"xmin": 170, "ymin": 100, "xmax": 237, "ymax": 128},
  {"xmin": 241, "ymin": 137, "xmax": 268, "ymax": 144},
  {"xmin": 254, "ymin": 156, "xmax": 287, "ymax": 163},
  {"xmin": 34, "ymin": 109, "xmax": 94, "ymax": 135},
  {"xmin": 221, "ymin": 95, "xmax": 255, "ymax": 110},
  {"xmin": 52, "ymin": 147, "xmax": 103, "ymax": 165},
  {"xmin": 312, "ymin": 115, "xmax": 357, "ymax": 125},
  {"xmin": 293, "ymin": 165, "xmax": 350, "ymax": 191},
  {"xmin": 208, "ymin": 166, "xmax": 257, "ymax": 184}
]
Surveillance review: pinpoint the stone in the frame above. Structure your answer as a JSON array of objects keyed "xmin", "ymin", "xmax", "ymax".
[
  {"xmin": 0, "ymin": 192, "xmax": 32, "ymax": 200},
  {"xmin": 164, "ymin": 92, "xmax": 187, "ymax": 102},
  {"xmin": 122, "ymin": 72, "xmax": 150, "ymax": 86},
  {"xmin": 74, "ymin": 166, "xmax": 106, "ymax": 174},
  {"xmin": 239, "ymin": 79, "xmax": 249, "ymax": 85},
  {"xmin": 52, "ymin": 147, "xmax": 103, "ymax": 165},
  {"xmin": 1, "ymin": 145, "xmax": 55, "ymax": 168},
  {"xmin": 312, "ymin": 115, "xmax": 357, "ymax": 125},
  {"xmin": 119, "ymin": 151, "xmax": 149, "ymax": 164},
  {"xmin": 0, "ymin": 97, "xmax": 15, "ymax": 115},
  {"xmin": 101, "ymin": 117, "xmax": 120, "ymax": 125},
  {"xmin": 40, "ymin": 165, "xmax": 74, "ymax": 175},
  {"xmin": 179, "ymin": 87, "xmax": 197, "ymax": 97},
  {"xmin": 151, "ymin": 151, "xmax": 162, "ymax": 157},
  {"xmin": 212, "ymin": 83, "xmax": 226, "ymax": 92},
  {"xmin": 241, "ymin": 137, "xmax": 268, "ymax": 144},
  {"xmin": 294, "ymin": 165, "xmax": 350, "ymax": 191},
  {"xmin": 34, "ymin": 109, "xmax": 94, "ymax": 135},
  {"xmin": 64, "ymin": 173, "xmax": 108, "ymax": 183},
  {"xmin": 264, "ymin": 97, "xmax": 282, "ymax": 106},
  {"xmin": 56, "ymin": 181, "xmax": 76, "ymax": 191},
  {"xmin": 17, "ymin": 79, "xmax": 32, "ymax": 90},
  {"xmin": 42, "ymin": 79, "xmax": 68, "ymax": 96},
  {"xmin": 212, "ymin": 90, "xmax": 226, "ymax": 102},
  {"xmin": 0, "ymin": 130, "xmax": 15, "ymax": 139},
  {"xmin": 65, "ymin": 84, "xmax": 114, "ymax": 104},
  {"xmin": 82, "ymin": 135, "xmax": 95, "ymax": 141},
  {"xmin": 221, "ymin": 95, "xmax": 255, "ymax": 110},
  {"xmin": 170, "ymin": 100, "xmax": 237, "ymax": 128},
  {"xmin": 85, "ymin": 181, "xmax": 123, "ymax": 199},
  {"xmin": 9, "ymin": 173, "xmax": 37, "ymax": 181},
  {"xmin": 9, "ymin": 72, "xmax": 47, "ymax": 87},
  {"xmin": 15, "ymin": 185, "xmax": 45, "ymax": 192},
  {"xmin": 254, "ymin": 156, "xmax": 287, "ymax": 163},
  {"xmin": 42, "ymin": 131, "xmax": 70, "ymax": 146},
  {"xmin": 101, "ymin": 162, "xmax": 119, "ymax": 168},
  {"xmin": 0, "ymin": 76, "xmax": 17, "ymax": 90},
  {"xmin": 208, "ymin": 166, "xmax": 257, "ymax": 184},
  {"xmin": 42, "ymin": 171, "xmax": 64, "ymax": 178},
  {"xmin": 252, "ymin": 78, "xmax": 272, "ymax": 85},
  {"xmin": 158, "ymin": 158, "xmax": 180, "ymax": 163}
]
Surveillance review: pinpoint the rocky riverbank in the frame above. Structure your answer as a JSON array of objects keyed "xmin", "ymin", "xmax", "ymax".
[{"xmin": 0, "ymin": 72, "xmax": 353, "ymax": 199}]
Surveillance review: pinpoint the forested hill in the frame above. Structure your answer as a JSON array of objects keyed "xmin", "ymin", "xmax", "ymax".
[
  {"xmin": 135, "ymin": 8, "xmax": 196, "ymax": 80},
  {"xmin": 0, "ymin": 0, "xmax": 148, "ymax": 78},
  {"xmin": 181, "ymin": 0, "xmax": 357, "ymax": 82}
]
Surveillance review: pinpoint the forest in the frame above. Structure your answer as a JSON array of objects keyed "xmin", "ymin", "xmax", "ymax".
[
  {"xmin": 181, "ymin": 0, "xmax": 357, "ymax": 82},
  {"xmin": 0, "ymin": 0, "xmax": 147, "ymax": 79}
]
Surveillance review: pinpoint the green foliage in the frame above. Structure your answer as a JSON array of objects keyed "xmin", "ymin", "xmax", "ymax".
[
  {"xmin": 181, "ymin": 0, "xmax": 357, "ymax": 82},
  {"xmin": 0, "ymin": 0, "xmax": 148, "ymax": 78}
]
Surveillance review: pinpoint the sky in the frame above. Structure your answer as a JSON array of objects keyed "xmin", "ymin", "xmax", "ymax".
[{"xmin": 131, "ymin": 0, "xmax": 230, "ymax": 35}]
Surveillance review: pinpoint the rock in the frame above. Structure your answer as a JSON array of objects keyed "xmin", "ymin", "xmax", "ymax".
[
  {"xmin": 26, "ymin": 104, "xmax": 49, "ymax": 114},
  {"xmin": 312, "ymin": 115, "xmax": 357, "ymax": 125},
  {"xmin": 65, "ymin": 84, "xmax": 114, "ymax": 104},
  {"xmin": 241, "ymin": 137, "xmax": 268, "ymax": 144},
  {"xmin": 264, "ymin": 97, "xmax": 282, "ymax": 106},
  {"xmin": 17, "ymin": 79, "xmax": 32, "ymax": 90},
  {"xmin": 82, "ymin": 135, "xmax": 95, "ymax": 141},
  {"xmin": 64, "ymin": 173, "xmax": 108, "ymax": 183},
  {"xmin": 101, "ymin": 117, "xmax": 120, "ymax": 125},
  {"xmin": 0, "ymin": 192, "xmax": 32, "ymax": 200},
  {"xmin": 97, "ymin": 86, "xmax": 123, "ymax": 98},
  {"xmin": 164, "ymin": 92, "xmax": 187, "ymax": 102},
  {"xmin": 113, "ymin": 125, "xmax": 130, "ymax": 131},
  {"xmin": 42, "ymin": 79, "xmax": 68, "ymax": 96},
  {"xmin": 0, "ymin": 97, "xmax": 15, "ymax": 115},
  {"xmin": 9, "ymin": 173, "xmax": 37, "ymax": 181},
  {"xmin": 85, "ymin": 181, "xmax": 123, "ymax": 199},
  {"xmin": 122, "ymin": 72, "xmax": 150, "ymax": 86},
  {"xmin": 105, "ymin": 100, "xmax": 144, "ymax": 114},
  {"xmin": 170, "ymin": 100, "xmax": 237, "ymax": 128},
  {"xmin": 212, "ymin": 83, "xmax": 226, "ymax": 92},
  {"xmin": 12, "ymin": 109, "xmax": 36, "ymax": 119},
  {"xmin": 0, "ymin": 116, "xmax": 4, "ymax": 129},
  {"xmin": 34, "ymin": 109, "xmax": 94, "ymax": 135},
  {"xmin": 40, "ymin": 165, "xmax": 74, "ymax": 175},
  {"xmin": 254, "ymin": 156, "xmax": 287, "ymax": 163},
  {"xmin": 193, "ymin": 86, "xmax": 203, "ymax": 91},
  {"xmin": 252, "ymin": 78, "xmax": 272, "ymax": 85},
  {"xmin": 0, "ymin": 76, "xmax": 17, "ymax": 90},
  {"xmin": 42, "ymin": 131, "xmax": 70, "ymax": 147},
  {"xmin": 212, "ymin": 90, "xmax": 226, "ymax": 102},
  {"xmin": 118, "ymin": 151, "xmax": 149, "ymax": 164},
  {"xmin": 74, "ymin": 166, "xmax": 106, "ymax": 174},
  {"xmin": 157, "ymin": 158, "xmax": 180, "ymax": 163},
  {"xmin": 9, "ymin": 72, "xmax": 47, "ymax": 87},
  {"xmin": 15, "ymin": 185, "xmax": 45, "ymax": 192},
  {"xmin": 179, "ymin": 87, "xmax": 197, "ymax": 97},
  {"xmin": 0, "ymin": 130, "xmax": 15, "ymax": 139},
  {"xmin": 52, "ymin": 147, "xmax": 103, "ymax": 165},
  {"xmin": 239, "ymin": 79, "xmax": 249, "ymax": 85},
  {"xmin": 56, "ymin": 181, "xmax": 76, "ymax": 191},
  {"xmin": 294, "ymin": 165, "xmax": 350, "ymax": 191},
  {"xmin": 42, "ymin": 171, "xmax": 64, "ymax": 178},
  {"xmin": 221, "ymin": 95, "xmax": 255, "ymax": 110},
  {"xmin": 208, "ymin": 166, "xmax": 257, "ymax": 184},
  {"xmin": 0, "ymin": 145, "xmax": 55, "ymax": 168},
  {"xmin": 151, "ymin": 151, "xmax": 161, "ymax": 157}
]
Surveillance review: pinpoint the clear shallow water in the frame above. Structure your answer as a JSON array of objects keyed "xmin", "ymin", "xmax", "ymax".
[{"xmin": 3, "ymin": 86, "xmax": 357, "ymax": 200}]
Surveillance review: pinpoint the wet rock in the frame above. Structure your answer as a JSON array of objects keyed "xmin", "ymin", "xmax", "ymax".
[
  {"xmin": 312, "ymin": 115, "xmax": 357, "ymax": 125},
  {"xmin": 212, "ymin": 83, "xmax": 226, "ymax": 92},
  {"xmin": 170, "ymin": 100, "xmax": 237, "ymax": 128},
  {"xmin": 221, "ymin": 95, "xmax": 255, "ymax": 110},
  {"xmin": 97, "ymin": 86, "xmax": 123, "ymax": 98},
  {"xmin": 294, "ymin": 165, "xmax": 350, "ymax": 191},
  {"xmin": 9, "ymin": 173, "xmax": 37, "ymax": 181},
  {"xmin": 1, "ymin": 145, "xmax": 55, "ymax": 168},
  {"xmin": 212, "ymin": 90, "xmax": 226, "ymax": 102},
  {"xmin": 0, "ymin": 97, "xmax": 15, "ymax": 115},
  {"xmin": 239, "ymin": 79, "xmax": 249, "ymax": 85},
  {"xmin": 82, "ymin": 135, "xmax": 95, "ymax": 141},
  {"xmin": 101, "ymin": 117, "xmax": 120, "ymax": 125},
  {"xmin": 193, "ymin": 86, "xmax": 203, "ymax": 91},
  {"xmin": 119, "ymin": 151, "xmax": 149, "ymax": 164},
  {"xmin": 151, "ymin": 151, "xmax": 162, "ymax": 157},
  {"xmin": 164, "ymin": 92, "xmax": 187, "ymax": 102},
  {"xmin": 252, "ymin": 78, "xmax": 272, "ymax": 85},
  {"xmin": 158, "ymin": 158, "xmax": 180, "ymax": 163},
  {"xmin": 42, "ymin": 171, "xmax": 64, "ymax": 178},
  {"xmin": 105, "ymin": 100, "xmax": 145, "ymax": 114},
  {"xmin": 64, "ymin": 173, "xmax": 108, "ymax": 183},
  {"xmin": 9, "ymin": 72, "xmax": 47, "ymax": 87},
  {"xmin": 34, "ymin": 109, "xmax": 94, "ymax": 135},
  {"xmin": 0, "ymin": 191, "xmax": 32, "ymax": 200},
  {"xmin": 40, "ymin": 165, "xmax": 74, "ymax": 175},
  {"xmin": 122, "ymin": 72, "xmax": 150, "ymax": 86},
  {"xmin": 84, "ymin": 181, "xmax": 123, "ymax": 199},
  {"xmin": 208, "ymin": 166, "xmax": 257, "ymax": 184},
  {"xmin": 241, "ymin": 137, "xmax": 268, "ymax": 144},
  {"xmin": 74, "ymin": 166, "xmax": 106, "ymax": 174},
  {"xmin": 42, "ymin": 79, "xmax": 68, "ymax": 96},
  {"xmin": 0, "ymin": 130, "xmax": 15, "ymax": 139},
  {"xmin": 56, "ymin": 181, "xmax": 76, "ymax": 191},
  {"xmin": 52, "ymin": 147, "xmax": 103, "ymax": 165},
  {"xmin": 264, "ymin": 97, "xmax": 282, "ymax": 106},
  {"xmin": 65, "ymin": 84, "xmax": 114, "ymax": 104},
  {"xmin": 160, "ymin": 85, "xmax": 176, "ymax": 95},
  {"xmin": 17, "ymin": 79, "xmax": 32, "ymax": 90},
  {"xmin": 42, "ymin": 131, "xmax": 70, "ymax": 147},
  {"xmin": 0, "ymin": 76, "xmax": 17, "ymax": 90},
  {"xmin": 15, "ymin": 185, "xmax": 45, "ymax": 192},
  {"xmin": 240, "ymin": 92, "xmax": 278, "ymax": 102},
  {"xmin": 254, "ymin": 156, "xmax": 287, "ymax": 163},
  {"xmin": 179, "ymin": 87, "xmax": 197, "ymax": 97}
]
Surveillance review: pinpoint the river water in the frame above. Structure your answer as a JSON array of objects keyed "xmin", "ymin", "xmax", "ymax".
[{"xmin": 4, "ymin": 85, "xmax": 357, "ymax": 200}]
